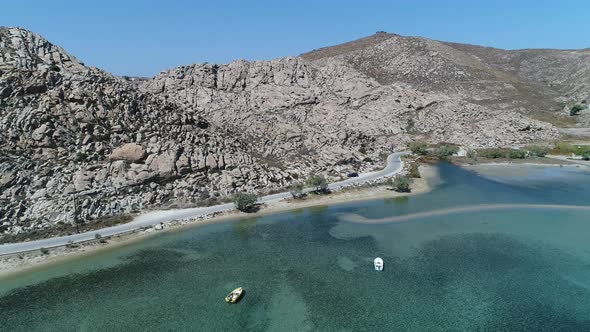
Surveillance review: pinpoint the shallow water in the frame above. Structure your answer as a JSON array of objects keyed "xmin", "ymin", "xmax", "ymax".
[{"xmin": 1, "ymin": 163, "xmax": 590, "ymax": 331}]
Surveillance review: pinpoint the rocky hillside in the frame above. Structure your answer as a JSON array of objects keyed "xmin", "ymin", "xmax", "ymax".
[
  {"xmin": 302, "ymin": 32, "xmax": 590, "ymax": 124},
  {"xmin": 0, "ymin": 28, "xmax": 561, "ymax": 238}
]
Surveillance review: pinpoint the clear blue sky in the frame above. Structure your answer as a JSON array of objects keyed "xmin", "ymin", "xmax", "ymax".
[{"xmin": 3, "ymin": 0, "xmax": 589, "ymax": 77}]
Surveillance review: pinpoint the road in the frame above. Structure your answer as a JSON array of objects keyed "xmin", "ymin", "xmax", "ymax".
[{"xmin": 0, "ymin": 151, "xmax": 408, "ymax": 255}]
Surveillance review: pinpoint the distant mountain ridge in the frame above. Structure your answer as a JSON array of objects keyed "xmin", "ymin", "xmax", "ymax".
[{"xmin": 302, "ymin": 32, "xmax": 590, "ymax": 125}]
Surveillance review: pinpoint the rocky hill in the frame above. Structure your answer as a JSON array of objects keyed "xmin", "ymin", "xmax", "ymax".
[
  {"xmin": 302, "ymin": 32, "xmax": 590, "ymax": 125},
  {"xmin": 0, "ymin": 28, "xmax": 566, "ymax": 238}
]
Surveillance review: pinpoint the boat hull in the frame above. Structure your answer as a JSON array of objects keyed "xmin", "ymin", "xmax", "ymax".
[
  {"xmin": 225, "ymin": 287, "xmax": 244, "ymax": 304},
  {"xmin": 374, "ymin": 257, "xmax": 384, "ymax": 271}
]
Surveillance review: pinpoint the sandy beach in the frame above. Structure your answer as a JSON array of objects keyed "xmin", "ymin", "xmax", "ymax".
[{"xmin": 0, "ymin": 165, "xmax": 436, "ymax": 277}]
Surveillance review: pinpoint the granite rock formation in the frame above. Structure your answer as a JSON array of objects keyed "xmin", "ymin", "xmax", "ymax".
[{"xmin": 0, "ymin": 28, "xmax": 571, "ymax": 237}]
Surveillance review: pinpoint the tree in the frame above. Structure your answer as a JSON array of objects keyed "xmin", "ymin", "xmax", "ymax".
[
  {"xmin": 435, "ymin": 145, "xmax": 459, "ymax": 159},
  {"xmin": 390, "ymin": 175, "xmax": 412, "ymax": 193},
  {"xmin": 409, "ymin": 142, "xmax": 428, "ymax": 155},
  {"xmin": 232, "ymin": 192, "xmax": 258, "ymax": 212},
  {"xmin": 570, "ymin": 104, "xmax": 584, "ymax": 116},
  {"xmin": 289, "ymin": 183, "xmax": 304, "ymax": 199},
  {"xmin": 306, "ymin": 175, "xmax": 328, "ymax": 193}
]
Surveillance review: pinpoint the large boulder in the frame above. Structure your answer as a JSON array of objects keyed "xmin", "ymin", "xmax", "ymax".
[
  {"xmin": 148, "ymin": 150, "xmax": 178, "ymax": 177},
  {"xmin": 109, "ymin": 143, "xmax": 146, "ymax": 162}
]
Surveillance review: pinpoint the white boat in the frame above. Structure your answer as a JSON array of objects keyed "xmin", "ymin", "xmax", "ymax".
[{"xmin": 374, "ymin": 257, "xmax": 384, "ymax": 271}]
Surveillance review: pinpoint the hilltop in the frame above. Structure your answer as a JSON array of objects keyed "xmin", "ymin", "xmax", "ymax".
[{"xmin": 302, "ymin": 31, "xmax": 590, "ymax": 125}]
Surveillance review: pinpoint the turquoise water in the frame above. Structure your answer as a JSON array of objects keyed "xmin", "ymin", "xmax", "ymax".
[{"xmin": 2, "ymin": 164, "xmax": 590, "ymax": 331}]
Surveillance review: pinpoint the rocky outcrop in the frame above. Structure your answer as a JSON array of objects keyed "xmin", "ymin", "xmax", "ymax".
[
  {"xmin": 0, "ymin": 27, "xmax": 562, "ymax": 238},
  {"xmin": 0, "ymin": 27, "xmax": 86, "ymax": 72},
  {"xmin": 109, "ymin": 143, "xmax": 146, "ymax": 162}
]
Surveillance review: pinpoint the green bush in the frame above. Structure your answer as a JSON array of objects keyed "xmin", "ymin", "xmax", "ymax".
[
  {"xmin": 435, "ymin": 145, "xmax": 460, "ymax": 159},
  {"xmin": 582, "ymin": 152, "xmax": 590, "ymax": 161},
  {"xmin": 570, "ymin": 104, "xmax": 584, "ymax": 116},
  {"xmin": 232, "ymin": 192, "xmax": 258, "ymax": 212},
  {"xmin": 478, "ymin": 148, "xmax": 506, "ymax": 159},
  {"xmin": 477, "ymin": 148, "xmax": 526, "ymax": 159},
  {"xmin": 390, "ymin": 175, "xmax": 412, "ymax": 193},
  {"xmin": 40, "ymin": 247, "xmax": 49, "ymax": 255},
  {"xmin": 507, "ymin": 149, "xmax": 527, "ymax": 159},
  {"xmin": 526, "ymin": 145, "xmax": 549, "ymax": 157},
  {"xmin": 409, "ymin": 142, "xmax": 428, "ymax": 155},
  {"xmin": 306, "ymin": 174, "xmax": 328, "ymax": 193}
]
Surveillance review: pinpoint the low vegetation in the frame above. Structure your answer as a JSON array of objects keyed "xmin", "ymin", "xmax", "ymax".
[
  {"xmin": 232, "ymin": 192, "xmax": 258, "ymax": 212},
  {"xmin": 289, "ymin": 183, "xmax": 305, "ymax": 199},
  {"xmin": 0, "ymin": 214, "xmax": 133, "ymax": 245},
  {"xmin": 409, "ymin": 142, "xmax": 428, "ymax": 155},
  {"xmin": 306, "ymin": 174, "xmax": 329, "ymax": 193},
  {"xmin": 390, "ymin": 175, "xmax": 412, "ymax": 193},
  {"xmin": 508, "ymin": 149, "xmax": 527, "ymax": 159},
  {"xmin": 570, "ymin": 104, "xmax": 585, "ymax": 116},
  {"xmin": 525, "ymin": 145, "xmax": 549, "ymax": 157},
  {"xmin": 435, "ymin": 144, "xmax": 460, "ymax": 159},
  {"xmin": 409, "ymin": 142, "xmax": 459, "ymax": 160},
  {"xmin": 550, "ymin": 142, "xmax": 590, "ymax": 157},
  {"xmin": 470, "ymin": 145, "xmax": 557, "ymax": 160},
  {"xmin": 477, "ymin": 148, "xmax": 526, "ymax": 159},
  {"xmin": 65, "ymin": 240, "xmax": 78, "ymax": 249}
]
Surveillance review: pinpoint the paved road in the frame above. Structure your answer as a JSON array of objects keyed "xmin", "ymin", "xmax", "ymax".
[{"xmin": 0, "ymin": 151, "xmax": 408, "ymax": 255}]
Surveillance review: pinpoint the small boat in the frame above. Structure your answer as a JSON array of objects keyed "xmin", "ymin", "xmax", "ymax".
[
  {"xmin": 374, "ymin": 257, "xmax": 384, "ymax": 271},
  {"xmin": 225, "ymin": 287, "xmax": 244, "ymax": 304}
]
